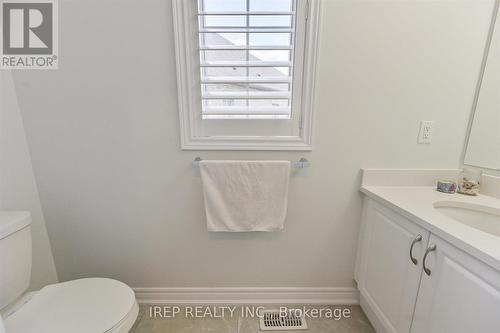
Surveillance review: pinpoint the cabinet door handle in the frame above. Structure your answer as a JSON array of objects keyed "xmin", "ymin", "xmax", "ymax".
[
  {"xmin": 410, "ymin": 234, "xmax": 423, "ymax": 265},
  {"xmin": 423, "ymin": 244, "xmax": 437, "ymax": 276}
]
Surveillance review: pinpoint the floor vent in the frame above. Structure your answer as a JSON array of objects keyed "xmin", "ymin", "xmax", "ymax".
[{"xmin": 259, "ymin": 309, "xmax": 308, "ymax": 331}]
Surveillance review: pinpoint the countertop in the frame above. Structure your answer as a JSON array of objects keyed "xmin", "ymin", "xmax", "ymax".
[{"xmin": 361, "ymin": 186, "xmax": 500, "ymax": 272}]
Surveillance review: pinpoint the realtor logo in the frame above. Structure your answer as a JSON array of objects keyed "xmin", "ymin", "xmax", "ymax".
[{"xmin": 1, "ymin": 0, "xmax": 58, "ymax": 69}]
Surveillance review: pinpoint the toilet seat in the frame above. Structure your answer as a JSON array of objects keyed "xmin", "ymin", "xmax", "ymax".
[{"xmin": 4, "ymin": 278, "xmax": 138, "ymax": 333}]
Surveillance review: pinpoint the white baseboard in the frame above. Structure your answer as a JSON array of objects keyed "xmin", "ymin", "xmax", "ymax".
[{"xmin": 133, "ymin": 287, "xmax": 359, "ymax": 305}]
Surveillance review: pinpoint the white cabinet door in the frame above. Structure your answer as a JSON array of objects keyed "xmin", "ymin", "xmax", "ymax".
[
  {"xmin": 411, "ymin": 235, "xmax": 500, "ymax": 333},
  {"xmin": 357, "ymin": 199, "xmax": 430, "ymax": 333}
]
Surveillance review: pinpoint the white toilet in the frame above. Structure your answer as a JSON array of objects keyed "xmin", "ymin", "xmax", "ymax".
[{"xmin": 0, "ymin": 211, "xmax": 139, "ymax": 333}]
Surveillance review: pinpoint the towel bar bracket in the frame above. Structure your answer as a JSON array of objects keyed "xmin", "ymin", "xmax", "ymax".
[
  {"xmin": 192, "ymin": 157, "xmax": 310, "ymax": 169},
  {"xmin": 291, "ymin": 158, "xmax": 311, "ymax": 169}
]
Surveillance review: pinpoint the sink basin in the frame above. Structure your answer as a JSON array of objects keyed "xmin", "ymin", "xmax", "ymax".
[{"xmin": 434, "ymin": 201, "xmax": 500, "ymax": 237}]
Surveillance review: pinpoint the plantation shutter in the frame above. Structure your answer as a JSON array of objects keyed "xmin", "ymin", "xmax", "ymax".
[{"xmin": 197, "ymin": 0, "xmax": 297, "ymax": 119}]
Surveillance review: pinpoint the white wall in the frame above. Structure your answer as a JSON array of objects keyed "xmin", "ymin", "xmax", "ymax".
[
  {"xmin": 10, "ymin": 0, "xmax": 495, "ymax": 289},
  {"xmin": 0, "ymin": 71, "xmax": 58, "ymax": 289}
]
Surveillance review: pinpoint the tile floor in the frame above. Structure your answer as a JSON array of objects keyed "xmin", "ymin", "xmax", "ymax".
[{"xmin": 131, "ymin": 305, "xmax": 375, "ymax": 332}]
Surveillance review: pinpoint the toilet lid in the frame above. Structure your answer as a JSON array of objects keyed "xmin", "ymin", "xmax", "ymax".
[{"xmin": 4, "ymin": 278, "xmax": 136, "ymax": 333}]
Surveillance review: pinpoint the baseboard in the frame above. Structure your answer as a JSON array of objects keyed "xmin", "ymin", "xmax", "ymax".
[{"xmin": 133, "ymin": 287, "xmax": 359, "ymax": 305}]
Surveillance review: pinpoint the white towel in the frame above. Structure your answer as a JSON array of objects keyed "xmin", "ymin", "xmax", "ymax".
[{"xmin": 199, "ymin": 160, "xmax": 291, "ymax": 232}]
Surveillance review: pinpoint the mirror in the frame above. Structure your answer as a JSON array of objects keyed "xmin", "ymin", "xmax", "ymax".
[{"xmin": 465, "ymin": 11, "xmax": 500, "ymax": 170}]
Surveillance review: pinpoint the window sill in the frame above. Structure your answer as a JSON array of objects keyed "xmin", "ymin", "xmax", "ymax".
[{"xmin": 181, "ymin": 136, "xmax": 313, "ymax": 151}]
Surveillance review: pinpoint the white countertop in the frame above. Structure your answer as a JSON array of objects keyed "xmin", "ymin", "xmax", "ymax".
[{"xmin": 361, "ymin": 186, "xmax": 500, "ymax": 272}]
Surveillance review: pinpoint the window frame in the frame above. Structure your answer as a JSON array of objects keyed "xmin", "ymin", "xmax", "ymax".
[{"xmin": 172, "ymin": 0, "xmax": 321, "ymax": 151}]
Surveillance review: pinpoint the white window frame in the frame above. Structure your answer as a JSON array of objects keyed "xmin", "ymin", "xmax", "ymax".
[{"xmin": 172, "ymin": 0, "xmax": 321, "ymax": 151}]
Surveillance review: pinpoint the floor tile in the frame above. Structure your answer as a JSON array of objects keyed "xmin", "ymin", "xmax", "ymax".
[{"xmin": 131, "ymin": 304, "xmax": 375, "ymax": 333}]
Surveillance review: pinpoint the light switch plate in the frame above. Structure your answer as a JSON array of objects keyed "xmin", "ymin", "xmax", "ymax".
[{"xmin": 418, "ymin": 121, "xmax": 434, "ymax": 144}]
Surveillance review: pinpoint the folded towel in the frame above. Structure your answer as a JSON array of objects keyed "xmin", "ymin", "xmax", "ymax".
[{"xmin": 199, "ymin": 160, "xmax": 291, "ymax": 232}]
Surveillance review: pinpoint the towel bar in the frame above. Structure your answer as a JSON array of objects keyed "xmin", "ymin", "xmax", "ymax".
[{"xmin": 192, "ymin": 157, "xmax": 311, "ymax": 169}]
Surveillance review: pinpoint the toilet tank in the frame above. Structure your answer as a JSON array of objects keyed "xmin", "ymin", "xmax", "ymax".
[{"xmin": 0, "ymin": 212, "xmax": 32, "ymax": 311}]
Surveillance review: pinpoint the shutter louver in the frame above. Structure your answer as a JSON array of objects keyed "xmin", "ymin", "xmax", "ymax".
[{"xmin": 197, "ymin": 0, "xmax": 297, "ymax": 119}]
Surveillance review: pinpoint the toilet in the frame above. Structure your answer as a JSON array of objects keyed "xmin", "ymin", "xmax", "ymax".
[{"xmin": 0, "ymin": 211, "xmax": 138, "ymax": 333}]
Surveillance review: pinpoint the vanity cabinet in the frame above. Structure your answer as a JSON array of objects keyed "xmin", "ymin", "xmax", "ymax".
[
  {"xmin": 356, "ymin": 198, "xmax": 500, "ymax": 333},
  {"xmin": 410, "ymin": 235, "xmax": 500, "ymax": 333},
  {"xmin": 355, "ymin": 199, "xmax": 430, "ymax": 333}
]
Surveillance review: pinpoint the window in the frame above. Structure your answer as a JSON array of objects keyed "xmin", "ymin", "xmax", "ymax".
[
  {"xmin": 199, "ymin": 0, "xmax": 296, "ymax": 120},
  {"xmin": 172, "ymin": 0, "xmax": 320, "ymax": 150}
]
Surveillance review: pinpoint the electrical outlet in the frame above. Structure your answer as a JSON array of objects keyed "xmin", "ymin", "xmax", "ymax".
[{"xmin": 418, "ymin": 121, "xmax": 434, "ymax": 144}]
